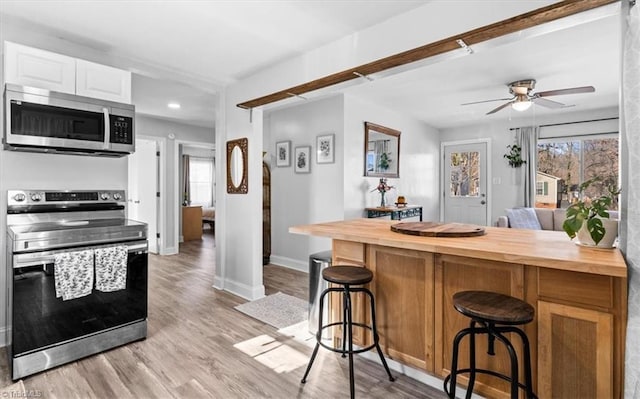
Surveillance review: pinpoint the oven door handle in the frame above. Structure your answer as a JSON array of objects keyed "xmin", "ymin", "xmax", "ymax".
[{"xmin": 13, "ymin": 241, "xmax": 148, "ymax": 269}]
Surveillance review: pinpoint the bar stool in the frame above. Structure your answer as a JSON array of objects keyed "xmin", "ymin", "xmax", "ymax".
[
  {"xmin": 301, "ymin": 265, "xmax": 394, "ymax": 398},
  {"xmin": 443, "ymin": 290, "xmax": 537, "ymax": 399}
]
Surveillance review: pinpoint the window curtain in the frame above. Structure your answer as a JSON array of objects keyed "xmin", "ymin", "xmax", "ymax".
[
  {"xmin": 623, "ymin": 3, "xmax": 640, "ymax": 398},
  {"xmin": 515, "ymin": 126, "xmax": 539, "ymax": 207},
  {"xmin": 182, "ymin": 154, "xmax": 190, "ymax": 205}
]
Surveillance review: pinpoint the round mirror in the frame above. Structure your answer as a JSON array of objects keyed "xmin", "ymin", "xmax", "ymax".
[{"xmin": 230, "ymin": 145, "xmax": 243, "ymax": 188}]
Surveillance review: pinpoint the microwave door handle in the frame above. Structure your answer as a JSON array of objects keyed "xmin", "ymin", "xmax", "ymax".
[{"xmin": 102, "ymin": 107, "xmax": 110, "ymax": 150}]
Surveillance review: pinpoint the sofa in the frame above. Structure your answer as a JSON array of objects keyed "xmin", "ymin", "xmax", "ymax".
[{"xmin": 496, "ymin": 207, "xmax": 619, "ymax": 231}]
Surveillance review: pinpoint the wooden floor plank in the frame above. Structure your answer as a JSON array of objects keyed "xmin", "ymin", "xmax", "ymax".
[{"xmin": 1, "ymin": 234, "xmax": 446, "ymax": 398}]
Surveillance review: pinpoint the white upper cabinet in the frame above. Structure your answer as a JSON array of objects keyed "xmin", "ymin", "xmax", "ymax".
[
  {"xmin": 3, "ymin": 41, "xmax": 132, "ymax": 104},
  {"xmin": 76, "ymin": 59, "xmax": 131, "ymax": 104},
  {"xmin": 4, "ymin": 41, "xmax": 76, "ymax": 94}
]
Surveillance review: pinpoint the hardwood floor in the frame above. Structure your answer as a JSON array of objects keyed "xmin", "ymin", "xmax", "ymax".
[{"xmin": 1, "ymin": 234, "xmax": 447, "ymax": 398}]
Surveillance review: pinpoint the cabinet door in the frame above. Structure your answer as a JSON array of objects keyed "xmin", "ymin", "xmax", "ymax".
[
  {"xmin": 76, "ymin": 59, "xmax": 132, "ymax": 103},
  {"xmin": 368, "ymin": 245, "xmax": 434, "ymax": 371},
  {"xmin": 435, "ymin": 255, "xmax": 526, "ymax": 399},
  {"xmin": 4, "ymin": 41, "xmax": 76, "ymax": 93},
  {"xmin": 538, "ymin": 301, "xmax": 613, "ymax": 399}
]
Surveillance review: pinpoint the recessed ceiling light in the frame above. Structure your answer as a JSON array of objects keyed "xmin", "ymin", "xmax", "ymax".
[{"xmin": 168, "ymin": 102, "xmax": 181, "ymax": 109}]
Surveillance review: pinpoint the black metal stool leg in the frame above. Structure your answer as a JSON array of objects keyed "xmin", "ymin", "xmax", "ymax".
[
  {"xmin": 512, "ymin": 327, "xmax": 537, "ymax": 399},
  {"xmin": 465, "ymin": 321, "xmax": 477, "ymax": 399},
  {"xmin": 345, "ymin": 286, "xmax": 356, "ymax": 399},
  {"xmin": 302, "ymin": 288, "xmax": 331, "ymax": 383},
  {"xmin": 341, "ymin": 287, "xmax": 348, "ymax": 358},
  {"xmin": 365, "ymin": 289, "xmax": 395, "ymax": 381},
  {"xmin": 445, "ymin": 327, "xmax": 472, "ymax": 398},
  {"xmin": 492, "ymin": 330, "xmax": 519, "ymax": 399}
]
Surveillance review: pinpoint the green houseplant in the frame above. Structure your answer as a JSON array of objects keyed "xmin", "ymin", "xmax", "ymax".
[
  {"xmin": 562, "ymin": 178, "xmax": 621, "ymax": 247},
  {"xmin": 503, "ymin": 144, "xmax": 526, "ymax": 168}
]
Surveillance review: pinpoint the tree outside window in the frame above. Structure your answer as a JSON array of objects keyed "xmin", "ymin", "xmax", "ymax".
[{"xmin": 537, "ymin": 135, "xmax": 618, "ymax": 209}]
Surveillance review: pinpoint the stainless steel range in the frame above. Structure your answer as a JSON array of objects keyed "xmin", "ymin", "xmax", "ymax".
[{"xmin": 6, "ymin": 189, "xmax": 148, "ymax": 380}]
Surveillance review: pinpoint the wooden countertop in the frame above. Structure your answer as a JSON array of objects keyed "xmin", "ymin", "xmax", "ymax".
[{"xmin": 289, "ymin": 218, "xmax": 627, "ymax": 278}]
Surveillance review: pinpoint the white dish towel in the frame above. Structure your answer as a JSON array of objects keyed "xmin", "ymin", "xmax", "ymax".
[
  {"xmin": 54, "ymin": 249, "xmax": 94, "ymax": 301},
  {"xmin": 94, "ymin": 245, "xmax": 128, "ymax": 292}
]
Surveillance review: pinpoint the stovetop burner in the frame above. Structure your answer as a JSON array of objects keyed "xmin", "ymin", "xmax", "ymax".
[{"xmin": 7, "ymin": 189, "xmax": 147, "ymax": 253}]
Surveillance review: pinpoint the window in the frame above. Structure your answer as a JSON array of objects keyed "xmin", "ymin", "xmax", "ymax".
[
  {"xmin": 449, "ymin": 151, "xmax": 479, "ymax": 197},
  {"xmin": 536, "ymin": 181, "xmax": 548, "ymax": 196},
  {"xmin": 536, "ymin": 135, "xmax": 618, "ymax": 209},
  {"xmin": 189, "ymin": 157, "xmax": 214, "ymax": 207}
]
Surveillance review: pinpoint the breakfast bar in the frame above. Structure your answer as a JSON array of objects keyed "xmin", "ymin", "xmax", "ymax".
[{"xmin": 290, "ymin": 218, "xmax": 628, "ymax": 399}]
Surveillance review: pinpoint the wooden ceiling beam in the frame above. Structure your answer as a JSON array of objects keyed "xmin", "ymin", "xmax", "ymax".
[{"xmin": 237, "ymin": 0, "xmax": 618, "ymax": 110}]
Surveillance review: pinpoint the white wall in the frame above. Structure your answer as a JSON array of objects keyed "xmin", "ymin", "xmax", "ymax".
[
  {"xmin": 215, "ymin": 81, "xmax": 265, "ymax": 301},
  {"xmin": 344, "ymin": 94, "xmax": 441, "ymax": 221},
  {"xmin": 440, "ymin": 107, "xmax": 619, "ymax": 224},
  {"xmin": 266, "ymin": 95, "xmax": 344, "ymax": 271},
  {"xmin": 621, "ymin": 3, "xmax": 639, "ymax": 396}
]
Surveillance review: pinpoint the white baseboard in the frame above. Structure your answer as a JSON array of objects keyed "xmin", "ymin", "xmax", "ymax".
[
  {"xmin": 359, "ymin": 351, "xmax": 483, "ymax": 399},
  {"xmin": 270, "ymin": 255, "xmax": 308, "ymax": 273},
  {"xmin": 213, "ymin": 277, "xmax": 265, "ymax": 301},
  {"xmin": 0, "ymin": 326, "xmax": 7, "ymax": 347},
  {"xmin": 162, "ymin": 246, "xmax": 178, "ymax": 256}
]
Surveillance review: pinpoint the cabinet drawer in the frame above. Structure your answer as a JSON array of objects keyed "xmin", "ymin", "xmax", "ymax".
[
  {"xmin": 538, "ymin": 268, "xmax": 613, "ymax": 309},
  {"xmin": 333, "ymin": 240, "xmax": 365, "ymax": 265}
]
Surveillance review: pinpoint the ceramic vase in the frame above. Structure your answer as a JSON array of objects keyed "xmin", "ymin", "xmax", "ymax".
[{"xmin": 576, "ymin": 218, "xmax": 619, "ymax": 248}]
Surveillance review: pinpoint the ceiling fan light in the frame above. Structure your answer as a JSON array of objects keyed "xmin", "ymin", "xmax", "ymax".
[{"xmin": 512, "ymin": 99, "xmax": 532, "ymax": 112}]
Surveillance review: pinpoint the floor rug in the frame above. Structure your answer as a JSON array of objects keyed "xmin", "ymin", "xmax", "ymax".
[{"xmin": 235, "ymin": 292, "xmax": 308, "ymax": 329}]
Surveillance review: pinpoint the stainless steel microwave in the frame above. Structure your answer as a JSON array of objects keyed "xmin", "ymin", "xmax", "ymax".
[{"xmin": 3, "ymin": 84, "xmax": 135, "ymax": 157}]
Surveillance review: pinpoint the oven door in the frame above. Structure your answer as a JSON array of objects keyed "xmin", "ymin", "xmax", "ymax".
[{"xmin": 11, "ymin": 240, "xmax": 147, "ymax": 357}]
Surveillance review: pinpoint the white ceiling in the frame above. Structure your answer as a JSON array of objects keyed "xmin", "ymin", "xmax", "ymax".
[
  {"xmin": 0, "ymin": 1, "xmax": 620, "ymax": 130},
  {"xmin": 344, "ymin": 11, "xmax": 620, "ymax": 129}
]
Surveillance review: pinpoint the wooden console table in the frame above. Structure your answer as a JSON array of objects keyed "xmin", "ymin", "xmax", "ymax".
[{"xmin": 365, "ymin": 205, "xmax": 422, "ymax": 221}]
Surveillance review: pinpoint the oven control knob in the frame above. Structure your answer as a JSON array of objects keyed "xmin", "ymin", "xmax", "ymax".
[
  {"xmin": 113, "ymin": 192, "xmax": 122, "ymax": 201},
  {"xmin": 13, "ymin": 193, "xmax": 26, "ymax": 202},
  {"xmin": 101, "ymin": 193, "xmax": 111, "ymax": 200},
  {"xmin": 30, "ymin": 193, "xmax": 42, "ymax": 202}
]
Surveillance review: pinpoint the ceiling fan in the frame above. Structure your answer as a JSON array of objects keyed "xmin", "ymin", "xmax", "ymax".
[{"xmin": 462, "ymin": 79, "xmax": 595, "ymax": 115}]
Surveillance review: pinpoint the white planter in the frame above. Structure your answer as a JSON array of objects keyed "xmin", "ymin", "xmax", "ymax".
[{"xmin": 576, "ymin": 218, "xmax": 619, "ymax": 248}]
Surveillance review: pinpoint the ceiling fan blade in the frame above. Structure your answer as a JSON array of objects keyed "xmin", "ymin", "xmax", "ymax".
[
  {"xmin": 536, "ymin": 86, "xmax": 595, "ymax": 97},
  {"xmin": 486, "ymin": 101, "xmax": 513, "ymax": 115},
  {"xmin": 461, "ymin": 97, "xmax": 513, "ymax": 106},
  {"xmin": 533, "ymin": 97, "xmax": 572, "ymax": 109}
]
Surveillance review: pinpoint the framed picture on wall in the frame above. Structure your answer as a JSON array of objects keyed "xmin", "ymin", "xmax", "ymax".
[
  {"xmin": 294, "ymin": 146, "xmax": 311, "ymax": 173},
  {"xmin": 275, "ymin": 140, "xmax": 291, "ymax": 167},
  {"xmin": 316, "ymin": 133, "xmax": 335, "ymax": 164}
]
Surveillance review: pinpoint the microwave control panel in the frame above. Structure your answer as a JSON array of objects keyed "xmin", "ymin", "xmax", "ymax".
[{"xmin": 110, "ymin": 115, "xmax": 133, "ymax": 144}]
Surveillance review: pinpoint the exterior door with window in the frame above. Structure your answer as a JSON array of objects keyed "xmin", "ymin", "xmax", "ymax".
[{"xmin": 442, "ymin": 141, "xmax": 488, "ymax": 225}]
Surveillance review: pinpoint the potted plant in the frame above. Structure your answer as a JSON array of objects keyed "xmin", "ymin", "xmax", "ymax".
[
  {"xmin": 503, "ymin": 144, "xmax": 526, "ymax": 168},
  {"xmin": 562, "ymin": 178, "xmax": 621, "ymax": 248}
]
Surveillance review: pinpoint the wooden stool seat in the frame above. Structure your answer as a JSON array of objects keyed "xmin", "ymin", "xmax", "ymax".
[
  {"xmin": 445, "ymin": 290, "xmax": 537, "ymax": 399},
  {"xmin": 322, "ymin": 266, "xmax": 373, "ymax": 286},
  {"xmin": 453, "ymin": 290, "xmax": 534, "ymax": 325}
]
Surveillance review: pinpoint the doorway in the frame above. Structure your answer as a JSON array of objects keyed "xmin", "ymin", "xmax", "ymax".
[
  {"xmin": 441, "ymin": 139, "xmax": 491, "ymax": 225},
  {"xmin": 128, "ymin": 137, "xmax": 163, "ymax": 253},
  {"xmin": 173, "ymin": 140, "xmax": 216, "ymax": 253}
]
